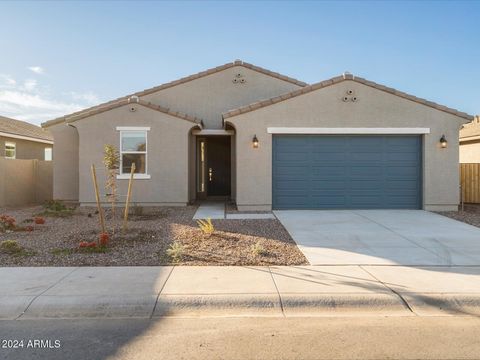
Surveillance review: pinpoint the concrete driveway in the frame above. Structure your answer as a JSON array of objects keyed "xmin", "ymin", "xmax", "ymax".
[{"xmin": 274, "ymin": 210, "xmax": 480, "ymax": 265}]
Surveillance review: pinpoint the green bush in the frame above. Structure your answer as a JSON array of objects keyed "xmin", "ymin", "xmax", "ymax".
[{"xmin": 44, "ymin": 200, "xmax": 67, "ymax": 212}]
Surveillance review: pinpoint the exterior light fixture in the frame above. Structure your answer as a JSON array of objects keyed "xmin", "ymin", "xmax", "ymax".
[
  {"xmin": 252, "ymin": 135, "xmax": 259, "ymax": 148},
  {"xmin": 440, "ymin": 135, "xmax": 447, "ymax": 148}
]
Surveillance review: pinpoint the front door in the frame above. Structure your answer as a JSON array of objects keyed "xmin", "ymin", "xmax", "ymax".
[{"xmin": 205, "ymin": 136, "xmax": 231, "ymax": 197}]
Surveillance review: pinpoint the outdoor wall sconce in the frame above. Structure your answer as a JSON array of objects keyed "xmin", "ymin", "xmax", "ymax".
[
  {"xmin": 440, "ymin": 135, "xmax": 448, "ymax": 148},
  {"xmin": 252, "ymin": 135, "xmax": 259, "ymax": 148}
]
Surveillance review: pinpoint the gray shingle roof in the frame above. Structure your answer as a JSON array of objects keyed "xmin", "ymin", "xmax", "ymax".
[{"xmin": 0, "ymin": 115, "xmax": 53, "ymax": 142}]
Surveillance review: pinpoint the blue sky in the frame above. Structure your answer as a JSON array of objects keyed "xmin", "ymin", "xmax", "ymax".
[{"xmin": 0, "ymin": 0, "xmax": 478, "ymax": 125}]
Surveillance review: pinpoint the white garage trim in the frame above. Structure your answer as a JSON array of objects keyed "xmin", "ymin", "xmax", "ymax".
[{"xmin": 267, "ymin": 127, "xmax": 431, "ymax": 134}]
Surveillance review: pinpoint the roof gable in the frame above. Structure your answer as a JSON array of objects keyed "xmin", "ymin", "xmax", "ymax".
[
  {"xmin": 223, "ymin": 74, "xmax": 474, "ymax": 121},
  {"xmin": 65, "ymin": 98, "xmax": 203, "ymax": 126},
  {"xmin": 42, "ymin": 60, "xmax": 307, "ymax": 128}
]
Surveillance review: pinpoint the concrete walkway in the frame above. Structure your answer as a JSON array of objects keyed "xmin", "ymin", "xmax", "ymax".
[
  {"xmin": 2, "ymin": 265, "xmax": 480, "ymax": 319},
  {"xmin": 193, "ymin": 202, "xmax": 225, "ymax": 219},
  {"xmin": 193, "ymin": 202, "xmax": 275, "ymax": 220},
  {"xmin": 275, "ymin": 210, "xmax": 480, "ymax": 266}
]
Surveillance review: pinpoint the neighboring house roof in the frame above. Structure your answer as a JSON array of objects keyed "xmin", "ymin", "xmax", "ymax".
[
  {"xmin": 42, "ymin": 60, "xmax": 307, "ymax": 128},
  {"xmin": 64, "ymin": 98, "xmax": 203, "ymax": 126},
  {"xmin": 0, "ymin": 115, "xmax": 53, "ymax": 144},
  {"xmin": 223, "ymin": 73, "xmax": 474, "ymax": 121},
  {"xmin": 460, "ymin": 115, "xmax": 480, "ymax": 142}
]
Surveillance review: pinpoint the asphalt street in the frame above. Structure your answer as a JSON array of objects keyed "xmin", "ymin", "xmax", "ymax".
[{"xmin": 1, "ymin": 316, "xmax": 480, "ymax": 360}]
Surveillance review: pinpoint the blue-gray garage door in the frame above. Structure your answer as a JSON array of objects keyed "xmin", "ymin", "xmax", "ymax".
[{"xmin": 272, "ymin": 135, "xmax": 422, "ymax": 209}]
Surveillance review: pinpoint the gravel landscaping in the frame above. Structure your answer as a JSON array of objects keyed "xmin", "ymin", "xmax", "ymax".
[
  {"xmin": 0, "ymin": 205, "xmax": 307, "ymax": 267},
  {"xmin": 437, "ymin": 204, "xmax": 480, "ymax": 228}
]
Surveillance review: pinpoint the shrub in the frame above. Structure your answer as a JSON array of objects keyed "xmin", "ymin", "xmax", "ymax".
[
  {"xmin": 251, "ymin": 241, "xmax": 268, "ymax": 257},
  {"xmin": 166, "ymin": 241, "xmax": 185, "ymax": 263},
  {"xmin": 197, "ymin": 218, "xmax": 215, "ymax": 237},
  {"xmin": 0, "ymin": 240, "xmax": 35, "ymax": 257},
  {"xmin": 34, "ymin": 217, "xmax": 46, "ymax": 225},
  {"xmin": 0, "ymin": 215, "xmax": 16, "ymax": 232},
  {"xmin": 44, "ymin": 200, "xmax": 67, "ymax": 212},
  {"xmin": 99, "ymin": 232, "xmax": 109, "ymax": 246},
  {"xmin": 39, "ymin": 200, "xmax": 74, "ymax": 218}
]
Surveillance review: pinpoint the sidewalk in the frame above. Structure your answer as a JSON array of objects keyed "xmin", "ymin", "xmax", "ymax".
[{"xmin": 1, "ymin": 266, "xmax": 480, "ymax": 319}]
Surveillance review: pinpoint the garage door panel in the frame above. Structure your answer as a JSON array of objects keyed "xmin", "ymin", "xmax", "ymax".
[
  {"xmin": 311, "ymin": 166, "xmax": 348, "ymax": 176},
  {"xmin": 273, "ymin": 135, "xmax": 421, "ymax": 209},
  {"xmin": 311, "ymin": 180, "xmax": 347, "ymax": 190},
  {"xmin": 350, "ymin": 166, "xmax": 383, "ymax": 176}
]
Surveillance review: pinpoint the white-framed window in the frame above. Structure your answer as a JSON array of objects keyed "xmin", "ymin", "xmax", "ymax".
[
  {"xmin": 5, "ymin": 142, "xmax": 16, "ymax": 159},
  {"xmin": 116, "ymin": 127, "xmax": 150, "ymax": 179},
  {"xmin": 44, "ymin": 147, "xmax": 52, "ymax": 161}
]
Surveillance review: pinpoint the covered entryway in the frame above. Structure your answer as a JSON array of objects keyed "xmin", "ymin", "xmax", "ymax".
[
  {"xmin": 195, "ymin": 133, "xmax": 232, "ymax": 199},
  {"xmin": 272, "ymin": 135, "xmax": 422, "ymax": 209}
]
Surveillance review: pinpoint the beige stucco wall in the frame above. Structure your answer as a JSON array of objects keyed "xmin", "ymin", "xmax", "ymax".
[
  {"xmin": 460, "ymin": 141, "xmax": 480, "ymax": 163},
  {"xmin": 141, "ymin": 66, "xmax": 302, "ymax": 129},
  {"xmin": 73, "ymin": 104, "xmax": 198, "ymax": 205},
  {"xmin": 0, "ymin": 135, "xmax": 51, "ymax": 160},
  {"xmin": 228, "ymin": 80, "xmax": 466, "ymax": 211},
  {"xmin": 49, "ymin": 123, "xmax": 79, "ymax": 201},
  {"xmin": 0, "ymin": 158, "xmax": 52, "ymax": 207}
]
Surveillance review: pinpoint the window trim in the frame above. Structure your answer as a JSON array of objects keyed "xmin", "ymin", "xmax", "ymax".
[
  {"xmin": 5, "ymin": 141, "xmax": 16, "ymax": 159},
  {"xmin": 116, "ymin": 127, "xmax": 150, "ymax": 180}
]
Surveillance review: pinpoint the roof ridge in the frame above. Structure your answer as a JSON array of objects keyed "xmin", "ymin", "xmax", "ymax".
[
  {"xmin": 222, "ymin": 74, "xmax": 474, "ymax": 121},
  {"xmin": 64, "ymin": 98, "xmax": 203, "ymax": 125},
  {"xmin": 42, "ymin": 60, "xmax": 307, "ymax": 128}
]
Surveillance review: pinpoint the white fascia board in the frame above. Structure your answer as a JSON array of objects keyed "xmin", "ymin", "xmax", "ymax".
[
  {"xmin": 267, "ymin": 127, "xmax": 431, "ymax": 135},
  {"xmin": 0, "ymin": 131, "xmax": 54, "ymax": 144},
  {"xmin": 116, "ymin": 126, "xmax": 151, "ymax": 131}
]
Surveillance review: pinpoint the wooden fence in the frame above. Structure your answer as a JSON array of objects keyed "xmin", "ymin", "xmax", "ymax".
[{"xmin": 460, "ymin": 163, "xmax": 480, "ymax": 204}]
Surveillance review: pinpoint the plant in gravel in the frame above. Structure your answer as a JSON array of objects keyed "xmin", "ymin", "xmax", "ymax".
[
  {"xmin": 251, "ymin": 241, "xmax": 268, "ymax": 257},
  {"xmin": 51, "ymin": 248, "xmax": 74, "ymax": 256},
  {"xmin": 0, "ymin": 240, "xmax": 35, "ymax": 256},
  {"xmin": 44, "ymin": 200, "xmax": 68, "ymax": 212},
  {"xmin": 103, "ymin": 144, "xmax": 120, "ymax": 237},
  {"xmin": 166, "ymin": 241, "xmax": 185, "ymax": 263},
  {"xmin": 34, "ymin": 217, "xmax": 46, "ymax": 225},
  {"xmin": 22, "ymin": 218, "xmax": 34, "ymax": 223},
  {"xmin": 197, "ymin": 218, "xmax": 215, "ymax": 237},
  {"xmin": 0, "ymin": 215, "xmax": 16, "ymax": 232},
  {"xmin": 99, "ymin": 232, "xmax": 109, "ymax": 246}
]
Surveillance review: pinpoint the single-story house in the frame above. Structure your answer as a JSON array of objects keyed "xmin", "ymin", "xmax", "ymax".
[
  {"xmin": 460, "ymin": 115, "xmax": 480, "ymax": 163},
  {"xmin": 42, "ymin": 60, "xmax": 473, "ymax": 211},
  {"xmin": 0, "ymin": 115, "xmax": 53, "ymax": 160}
]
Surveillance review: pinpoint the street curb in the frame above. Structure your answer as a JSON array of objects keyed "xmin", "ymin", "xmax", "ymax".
[{"xmin": 5, "ymin": 293, "xmax": 480, "ymax": 319}]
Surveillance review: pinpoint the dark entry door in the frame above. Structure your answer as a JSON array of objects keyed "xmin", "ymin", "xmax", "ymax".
[{"xmin": 207, "ymin": 136, "xmax": 231, "ymax": 196}]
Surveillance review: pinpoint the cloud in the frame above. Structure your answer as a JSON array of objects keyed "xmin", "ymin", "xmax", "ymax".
[
  {"xmin": 0, "ymin": 68, "xmax": 101, "ymax": 125},
  {"xmin": 0, "ymin": 74, "xmax": 17, "ymax": 87},
  {"xmin": 23, "ymin": 79, "xmax": 37, "ymax": 92},
  {"xmin": 28, "ymin": 66, "xmax": 45, "ymax": 75},
  {"xmin": 0, "ymin": 90, "xmax": 85, "ymax": 125},
  {"xmin": 70, "ymin": 91, "xmax": 100, "ymax": 105}
]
